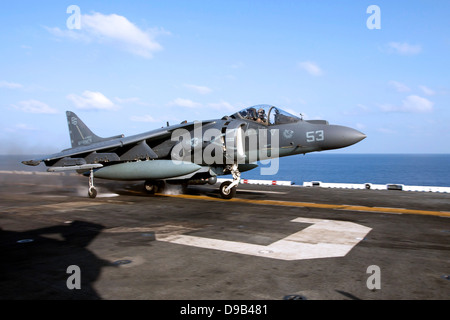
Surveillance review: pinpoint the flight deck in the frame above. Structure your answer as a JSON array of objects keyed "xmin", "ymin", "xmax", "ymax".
[{"xmin": 0, "ymin": 172, "xmax": 449, "ymax": 300}]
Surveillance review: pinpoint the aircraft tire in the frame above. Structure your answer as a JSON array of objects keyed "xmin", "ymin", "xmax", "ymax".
[
  {"xmin": 219, "ymin": 181, "xmax": 236, "ymax": 199},
  {"xmin": 144, "ymin": 181, "xmax": 157, "ymax": 194},
  {"xmin": 88, "ymin": 187, "xmax": 97, "ymax": 199}
]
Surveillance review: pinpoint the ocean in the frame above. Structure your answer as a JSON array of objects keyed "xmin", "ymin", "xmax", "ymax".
[
  {"xmin": 1, "ymin": 154, "xmax": 449, "ymax": 187},
  {"xmin": 242, "ymin": 153, "xmax": 450, "ymax": 187}
]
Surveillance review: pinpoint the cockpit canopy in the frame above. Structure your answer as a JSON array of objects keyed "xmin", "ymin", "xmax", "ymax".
[{"xmin": 229, "ymin": 104, "xmax": 301, "ymax": 125}]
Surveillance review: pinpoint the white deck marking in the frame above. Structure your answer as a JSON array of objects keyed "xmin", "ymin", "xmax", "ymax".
[{"xmin": 156, "ymin": 217, "xmax": 372, "ymax": 261}]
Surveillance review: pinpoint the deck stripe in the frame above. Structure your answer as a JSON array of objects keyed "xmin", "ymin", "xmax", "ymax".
[{"xmin": 158, "ymin": 193, "xmax": 450, "ymax": 218}]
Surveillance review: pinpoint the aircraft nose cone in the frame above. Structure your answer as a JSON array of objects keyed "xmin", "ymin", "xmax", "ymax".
[
  {"xmin": 321, "ymin": 126, "xmax": 366, "ymax": 150},
  {"xmin": 346, "ymin": 128, "xmax": 366, "ymax": 145},
  {"xmin": 339, "ymin": 127, "xmax": 366, "ymax": 147}
]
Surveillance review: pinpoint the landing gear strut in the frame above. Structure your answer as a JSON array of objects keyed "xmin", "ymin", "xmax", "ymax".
[
  {"xmin": 88, "ymin": 168, "xmax": 97, "ymax": 199},
  {"xmin": 219, "ymin": 164, "xmax": 240, "ymax": 199}
]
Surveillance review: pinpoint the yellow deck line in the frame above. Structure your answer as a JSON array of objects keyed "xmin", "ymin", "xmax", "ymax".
[{"xmin": 158, "ymin": 193, "xmax": 450, "ymax": 218}]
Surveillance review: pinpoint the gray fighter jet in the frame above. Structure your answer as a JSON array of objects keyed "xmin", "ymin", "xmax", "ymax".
[{"xmin": 22, "ymin": 105, "xmax": 366, "ymax": 199}]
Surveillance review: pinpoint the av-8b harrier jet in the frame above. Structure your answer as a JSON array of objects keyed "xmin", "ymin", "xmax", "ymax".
[{"xmin": 22, "ymin": 105, "xmax": 366, "ymax": 199}]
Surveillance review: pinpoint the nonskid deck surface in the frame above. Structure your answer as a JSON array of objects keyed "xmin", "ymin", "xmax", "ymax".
[{"xmin": 0, "ymin": 173, "xmax": 449, "ymax": 300}]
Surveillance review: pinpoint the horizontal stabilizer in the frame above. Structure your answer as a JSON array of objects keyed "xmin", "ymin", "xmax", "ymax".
[{"xmin": 22, "ymin": 159, "xmax": 42, "ymax": 166}]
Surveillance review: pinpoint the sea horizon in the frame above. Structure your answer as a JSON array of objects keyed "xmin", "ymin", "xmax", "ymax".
[{"xmin": 1, "ymin": 153, "xmax": 449, "ymax": 187}]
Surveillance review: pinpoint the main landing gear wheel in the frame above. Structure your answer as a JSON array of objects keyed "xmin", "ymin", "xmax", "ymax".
[
  {"xmin": 219, "ymin": 181, "xmax": 236, "ymax": 199},
  {"xmin": 144, "ymin": 181, "xmax": 157, "ymax": 194},
  {"xmin": 144, "ymin": 180, "xmax": 166, "ymax": 194}
]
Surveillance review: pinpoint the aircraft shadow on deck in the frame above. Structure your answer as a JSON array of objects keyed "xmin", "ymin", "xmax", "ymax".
[{"xmin": 0, "ymin": 221, "xmax": 112, "ymax": 299}]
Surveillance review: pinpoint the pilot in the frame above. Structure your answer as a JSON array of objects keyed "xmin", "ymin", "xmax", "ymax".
[
  {"xmin": 257, "ymin": 108, "xmax": 266, "ymax": 123},
  {"xmin": 246, "ymin": 108, "xmax": 258, "ymax": 121}
]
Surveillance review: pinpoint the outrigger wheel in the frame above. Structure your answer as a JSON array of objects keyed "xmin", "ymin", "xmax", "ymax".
[
  {"xmin": 88, "ymin": 168, "xmax": 97, "ymax": 199},
  {"xmin": 88, "ymin": 187, "xmax": 97, "ymax": 199}
]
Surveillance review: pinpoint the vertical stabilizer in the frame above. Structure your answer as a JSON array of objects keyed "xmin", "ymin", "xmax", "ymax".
[{"xmin": 66, "ymin": 111, "xmax": 123, "ymax": 148}]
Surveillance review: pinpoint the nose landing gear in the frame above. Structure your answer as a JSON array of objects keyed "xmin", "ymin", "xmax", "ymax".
[{"xmin": 219, "ymin": 164, "xmax": 240, "ymax": 199}]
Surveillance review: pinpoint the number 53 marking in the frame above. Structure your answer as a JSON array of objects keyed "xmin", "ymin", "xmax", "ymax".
[{"xmin": 306, "ymin": 130, "xmax": 324, "ymax": 142}]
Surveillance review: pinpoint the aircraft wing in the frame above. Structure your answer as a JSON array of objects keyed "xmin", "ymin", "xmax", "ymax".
[
  {"xmin": 23, "ymin": 116, "xmax": 216, "ymax": 168},
  {"xmin": 23, "ymin": 128, "xmax": 170, "ymax": 166}
]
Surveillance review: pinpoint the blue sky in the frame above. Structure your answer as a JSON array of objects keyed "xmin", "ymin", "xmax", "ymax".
[{"xmin": 1, "ymin": 0, "xmax": 449, "ymax": 154}]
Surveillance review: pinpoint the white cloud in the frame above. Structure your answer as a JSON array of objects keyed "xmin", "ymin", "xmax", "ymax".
[
  {"xmin": 47, "ymin": 12, "xmax": 166, "ymax": 58},
  {"xmin": 0, "ymin": 81, "xmax": 23, "ymax": 89},
  {"xmin": 4, "ymin": 123, "xmax": 37, "ymax": 133},
  {"xmin": 419, "ymin": 85, "xmax": 435, "ymax": 96},
  {"xmin": 168, "ymin": 98, "xmax": 201, "ymax": 108},
  {"xmin": 67, "ymin": 90, "xmax": 118, "ymax": 110},
  {"xmin": 298, "ymin": 61, "xmax": 323, "ymax": 76},
  {"xmin": 401, "ymin": 95, "xmax": 434, "ymax": 112},
  {"xmin": 380, "ymin": 95, "xmax": 433, "ymax": 113},
  {"xmin": 230, "ymin": 61, "xmax": 245, "ymax": 69},
  {"xmin": 13, "ymin": 99, "xmax": 58, "ymax": 114},
  {"xmin": 130, "ymin": 115, "xmax": 159, "ymax": 123},
  {"xmin": 356, "ymin": 104, "xmax": 370, "ymax": 112},
  {"xmin": 46, "ymin": 26, "xmax": 91, "ymax": 42},
  {"xmin": 184, "ymin": 84, "xmax": 212, "ymax": 95},
  {"xmin": 15, "ymin": 123, "xmax": 36, "ymax": 131},
  {"xmin": 377, "ymin": 127, "xmax": 397, "ymax": 134},
  {"xmin": 388, "ymin": 80, "xmax": 411, "ymax": 92},
  {"xmin": 114, "ymin": 97, "xmax": 141, "ymax": 104},
  {"xmin": 114, "ymin": 97, "xmax": 149, "ymax": 106},
  {"xmin": 387, "ymin": 42, "xmax": 422, "ymax": 55},
  {"xmin": 208, "ymin": 101, "xmax": 235, "ymax": 112}
]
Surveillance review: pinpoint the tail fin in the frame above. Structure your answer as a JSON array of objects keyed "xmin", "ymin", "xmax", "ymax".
[{"xmin": 66, "ymin": 111, "xmax": 124, "ymax": 148}]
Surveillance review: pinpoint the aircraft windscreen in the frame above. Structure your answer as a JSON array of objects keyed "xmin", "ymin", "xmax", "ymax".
[{"xmin": 230, "ymin": 105, "xmax": 301, "ymax": 125}]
